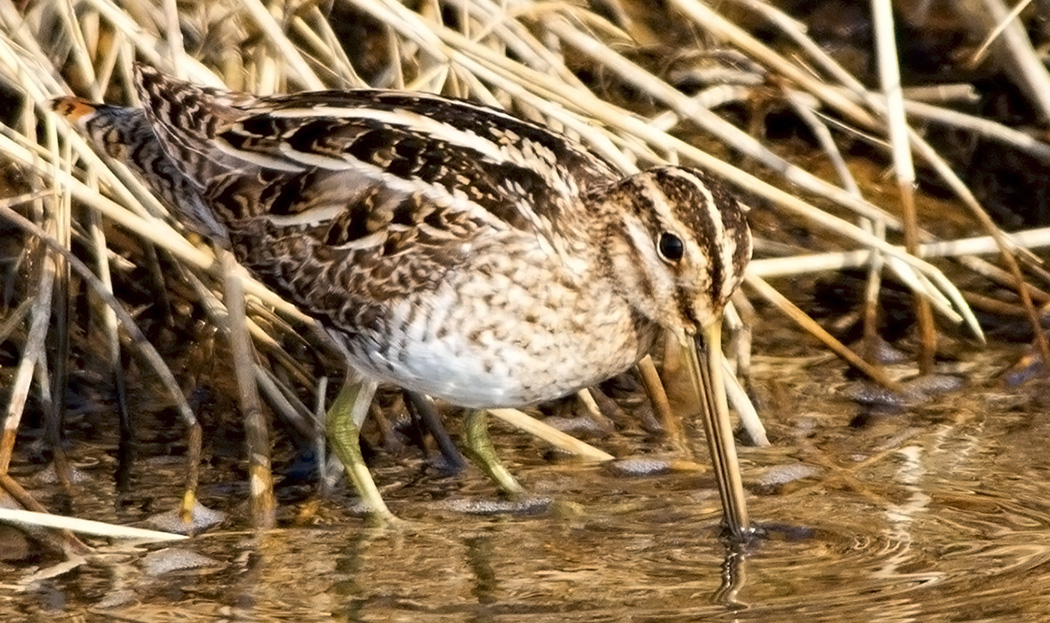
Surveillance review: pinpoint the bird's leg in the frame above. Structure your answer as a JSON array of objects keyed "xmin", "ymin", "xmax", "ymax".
[
  {"xmin": 404, "ymin": 391, "xmax": 467, "ymax": 472},
  {"xmin": 462, "ymin": 409, "xmax": 524, "ymax": 496},
  {"xmin": 326, "ymin": 377, "xmax": 395, "ymax": 520}
]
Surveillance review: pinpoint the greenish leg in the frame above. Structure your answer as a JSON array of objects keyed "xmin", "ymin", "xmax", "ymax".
[
  {"xmin": 326, "ymin": 378, "xmax": 395, "ymax": 520},
  {"xmin": 463, "ymin": 409, "xmax": 524, "ymax": 496}
]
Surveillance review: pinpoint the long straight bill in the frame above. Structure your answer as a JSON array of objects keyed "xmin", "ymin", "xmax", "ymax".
[{"xmin": 682, "ymin": 317, "xmax": 751, "ymax": 539}]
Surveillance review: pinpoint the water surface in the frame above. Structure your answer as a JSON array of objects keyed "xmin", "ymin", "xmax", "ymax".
[{"xmin": 4, "ymin": 346, "xmax": 1050, "ymax": 622}]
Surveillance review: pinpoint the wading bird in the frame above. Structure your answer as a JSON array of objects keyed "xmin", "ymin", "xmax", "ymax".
[{"xmin": 53, "ymin": 65, "xmax": 752, "ymax": 535}]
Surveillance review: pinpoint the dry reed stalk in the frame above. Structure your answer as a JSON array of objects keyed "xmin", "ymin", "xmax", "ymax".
[{"xmin": 0, "ymin": 0, "xmax": 1047, "ymax": 531}]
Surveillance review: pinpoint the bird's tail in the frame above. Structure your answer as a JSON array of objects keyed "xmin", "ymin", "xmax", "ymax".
[{"xmin": 50, "ymin": 96, "xmax": 230, "ymax": 244}]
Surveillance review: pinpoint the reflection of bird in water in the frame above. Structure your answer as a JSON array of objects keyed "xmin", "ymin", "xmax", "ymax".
[{"xmin": 53, "ymin": 65, "xmax": 752, "ymax": 532}]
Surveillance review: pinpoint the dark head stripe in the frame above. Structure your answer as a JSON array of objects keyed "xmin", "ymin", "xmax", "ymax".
[{"xmin": 648, "ymin": 167, "xmax": 739, "ymax": 308}]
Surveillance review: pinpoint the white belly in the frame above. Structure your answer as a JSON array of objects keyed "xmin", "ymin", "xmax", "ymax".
[{"xmin": 344, "ymin": 272, "xmax": 656, "ymax": 408}]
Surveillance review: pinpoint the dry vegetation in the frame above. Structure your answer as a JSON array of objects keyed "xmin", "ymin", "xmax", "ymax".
[{"xmin": 1, "ymin": 0, "xmax": 1050, "ymax": 534}]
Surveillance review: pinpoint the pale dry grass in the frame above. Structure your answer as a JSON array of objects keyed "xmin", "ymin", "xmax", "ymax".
[{"xmin": 0, "ymin": 0, "xmax": 1049, "ymax": 531}]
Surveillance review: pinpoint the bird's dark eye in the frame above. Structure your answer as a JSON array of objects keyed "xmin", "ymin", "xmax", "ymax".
[{"xmin": 657, "ymin": 232, "xmax": 684, "ymax": 263}]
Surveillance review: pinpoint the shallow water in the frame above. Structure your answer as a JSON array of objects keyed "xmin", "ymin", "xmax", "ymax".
[{"xmin": 4, "ymin": 346, "xmax": 1050, "ymax": 622}]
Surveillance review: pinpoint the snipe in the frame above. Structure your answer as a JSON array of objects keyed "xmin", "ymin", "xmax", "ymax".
[{"xmin": 53, "ymin": 65, "xmax": 753, "ymax": 536}]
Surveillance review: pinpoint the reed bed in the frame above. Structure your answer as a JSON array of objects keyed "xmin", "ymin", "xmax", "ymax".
[{"xmin": 0, "ymin": 0, "xmax": 1048, "ymax": 532}]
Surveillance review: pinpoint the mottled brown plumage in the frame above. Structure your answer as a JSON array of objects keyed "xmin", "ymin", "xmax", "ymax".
[
  {"xmin": 53, "ymin": 65, "xmax": 753, "ymax": 529},
  {"xmin": 54, "ymin": 65, "xmax": 750, "ymax": 409}
]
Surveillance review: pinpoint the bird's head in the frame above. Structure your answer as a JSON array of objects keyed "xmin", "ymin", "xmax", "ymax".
[
  {"xmin": 593, "ymin": 165, "xmax": 753, "ymax": 536},
  {"xmin": 594, "ymin": 165, "xmax": 751, "ymax": 341}
]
